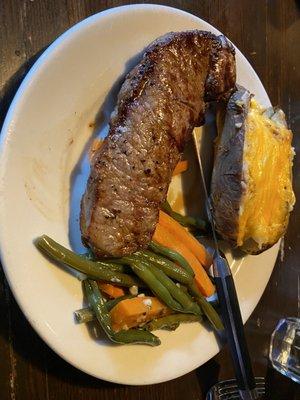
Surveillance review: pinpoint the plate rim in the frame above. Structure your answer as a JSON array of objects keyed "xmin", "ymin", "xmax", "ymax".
[{"xmin": 0, "ymin": 3, "xmax": 276, "ymax": 385}]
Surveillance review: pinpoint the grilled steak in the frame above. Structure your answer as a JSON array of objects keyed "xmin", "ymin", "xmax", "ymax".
[{"xmin": 81, "ymin": 30, "xmax": 236, "ymax": 257}]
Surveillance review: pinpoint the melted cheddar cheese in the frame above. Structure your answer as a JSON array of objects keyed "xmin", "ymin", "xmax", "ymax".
[{"xmin": 237, "ymin": 100, "xmax": 295, "ymax": 249}]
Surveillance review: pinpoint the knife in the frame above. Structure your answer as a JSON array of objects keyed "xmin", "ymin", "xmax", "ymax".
[{"xmin": 192, "ymin": 127, "xmax": 260, "ymax": 400}]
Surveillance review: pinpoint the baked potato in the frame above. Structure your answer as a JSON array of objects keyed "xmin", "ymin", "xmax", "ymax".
[{"xmin": 211, "ymin": 87, "xmax": 295, "ymax": 254}]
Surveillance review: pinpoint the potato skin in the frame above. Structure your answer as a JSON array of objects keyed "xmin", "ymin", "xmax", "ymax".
[
  {"xmin": 211, "ymin": 87, "xmax": 293, "ymax": 255},
  {"xmin": 210, "ymin": 87, "xmax": 251, "ymax": 248}
]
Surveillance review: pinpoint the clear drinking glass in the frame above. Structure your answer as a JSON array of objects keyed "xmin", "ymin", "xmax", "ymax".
[{"xmin": 269, "ymin": 317, "xmax": 300, "ymax": 383}]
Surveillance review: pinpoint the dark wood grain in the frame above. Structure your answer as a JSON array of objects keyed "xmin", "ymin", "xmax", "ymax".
[{"xmin": 0, "ymin": 1, "xmax": 299, "ymax": 399}]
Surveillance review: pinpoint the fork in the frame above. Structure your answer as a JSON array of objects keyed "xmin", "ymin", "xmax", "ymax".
[{"xmin": 206, "ymin": 377, "xmax": 266, "ymax": 399}]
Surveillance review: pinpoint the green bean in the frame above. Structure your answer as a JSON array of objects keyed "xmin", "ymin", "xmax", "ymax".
[
  {"xmin": 149, "ymin": 241, "xmax": 195, "ymax": 277},
  {"xmin": 197, "ymin": 296, "xmax": 223, "ymax": 331},
  {"xmin": 93, "ymin": 261, "xmax": 129, "ymax": 274},
  {"xmin": 106, "ymin": 252, "xmax": 192, "ymax": 287},
  {"xmin": 188, "ymin": 282, "xmax": 224, "ymax": 330},
  {"xmin": 82, "ymin": 250, "xmax": 94, "ymax": 260},
  {"xmin": 74, "ymin": 295, "xmax": 136, "ymax": 324},
  {"xmin": 84, "ymin": 279, "xmax": 115, "ymax": 339},
  {"xmin": 82, "ymin": 251, "xmax": 127, "ymax": 272},
  {"xmin": 103, "ymin": 258, "xmax": 134, "ymax": 273},
  {"xmin": 113, "ymin": 330, "xmax": 160, "ymax": 346},
  {"xmin": 135, "ymin": 250, "xmax": 193, "ymax": 285},
  {"xmin": 35, "ymin": 235, "xmax": 141, "ymax": 287},
  {"xmin": 74, "ymin": 307, "xmax": 94, "ymax": 324},
  {"xmin": 162, "ymin": 201, "xmax": 208, "ymax": 232},
  {"xmin": 145, "ymin": 314, "xmax": 201, "ymax": 331},
  {"xmin": 146, "ymin": 264, "xmax": 201, "ymax": 315},
  {"xmin": 102, "ymin": 258, "xmax": 129, "ymax": 267},
  {"xmin": 177, "ymin": 284, "xmax": 188, "ymax": 293},
  {"xmin": 128, "ymin": 260, "xmax": 183, "ymax": 312},
  {"xmin": 84, "ymin": 279, "xmax": 160, "ymax": 346},
  {"xmin": 154, "ymin": 322, "xmax": 180, "ymax": 331}
]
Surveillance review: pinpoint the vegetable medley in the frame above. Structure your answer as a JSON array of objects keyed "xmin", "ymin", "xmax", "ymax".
[{"xmin": 35, "ymin": 166, "xmax": 223, "ymax": 346}]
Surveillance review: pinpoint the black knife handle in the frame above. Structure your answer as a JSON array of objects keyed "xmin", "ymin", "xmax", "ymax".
[{"xmin": 215, "ymin": 273, "xmax": 256, "ymax": 392}]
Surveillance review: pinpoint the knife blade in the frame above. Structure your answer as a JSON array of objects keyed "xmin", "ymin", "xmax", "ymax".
[{"xmin": 192, "ymin": 127, "xmax": 220, "ymax": 255}]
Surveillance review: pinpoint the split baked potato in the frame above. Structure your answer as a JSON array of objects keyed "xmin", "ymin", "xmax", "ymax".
[{"xmin": 211, "ymin": 87, "xmax": 295, "ymax": 254}]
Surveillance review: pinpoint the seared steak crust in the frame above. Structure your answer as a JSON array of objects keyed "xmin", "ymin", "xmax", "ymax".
[{"xmin": 81, "ymin": 30, "xmax": 236, "ymax": 257}]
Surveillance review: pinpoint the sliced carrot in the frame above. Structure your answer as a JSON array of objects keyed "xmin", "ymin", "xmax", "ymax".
[
  {"xmin": 172, "ymin": 160, "xmax": 188, "ymax": 176},
  {"xmin": 89, "ymin": 138, "xmax": 103, "ymax": 161},
  {"xmin": 153, "ymin": 224, "xmax": 215, "ymax": 297},
  {"xmin": 97, "ymin": 282, "xmax": 125, "ymax": 299},
  {"xmin": 159, "ymin": 210, "xmax": 212, "ymax": 268},
  {"xmin": 110, "ymin": 296, "xmax": 171, "ymax": 332}
]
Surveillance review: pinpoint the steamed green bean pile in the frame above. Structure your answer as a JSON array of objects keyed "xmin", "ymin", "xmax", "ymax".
[{"xmin": 35, "ymin": 235, "xmax": 223, "ymax": 347}]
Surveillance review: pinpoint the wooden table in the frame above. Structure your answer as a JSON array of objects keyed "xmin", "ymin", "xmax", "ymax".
[{"xmin": 0, "ymin": 1, "xmax": 299, "ymax": 399}]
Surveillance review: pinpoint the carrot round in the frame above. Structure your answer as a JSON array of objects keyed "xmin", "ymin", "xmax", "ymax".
[
  {"xmin": 153, "ymin": 224, "xmax": 215, "ymax": 297},
  {"xmin": 172, "ymin": 160, "xmax": 188, "ymax": 176},
  {"xmin": 159, "ymin": 210, "xmax": 212, "ymax": 268},
  {"xmin": 97, "ymin": 282, "xmax": 125, "ymax": 299}
]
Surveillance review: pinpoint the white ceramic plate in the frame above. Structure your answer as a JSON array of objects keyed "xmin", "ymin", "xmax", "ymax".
[{"xmin": 0, "ymin": 4, "xmax": 278, "ymax": 385}]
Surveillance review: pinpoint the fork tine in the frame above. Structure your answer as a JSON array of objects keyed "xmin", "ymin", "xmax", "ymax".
[
  {"xmin": 220, "ymin": 394, "xmax": 240, "ymax": 400},
  {"xmin": 206, "ymin": 377, "xmax": 266, "ymax": 399},
  {"xmin": 219, "ymin": 388, "xmax": 239, "ymax": 395},
  {"xmin": 219, "ymin": 387, "xmax": 239, "ymax": 394},
  {"xmin": 219, "ymin": 386, "xmax": 266, "ymax": 394},
  {"xmin": 219, "ymin": 388, "xmax": 266, "ymax": 397}
]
